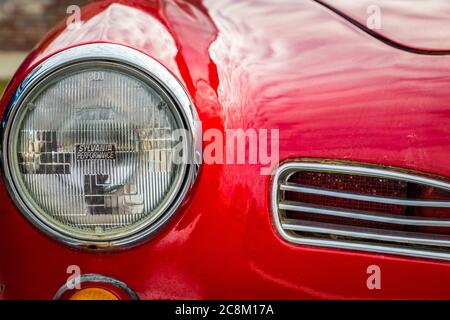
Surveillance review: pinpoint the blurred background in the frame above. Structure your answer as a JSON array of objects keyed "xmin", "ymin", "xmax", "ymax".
[{"xmin": 0, "ymin": 0, "xmax": 89, "ymax": 96}]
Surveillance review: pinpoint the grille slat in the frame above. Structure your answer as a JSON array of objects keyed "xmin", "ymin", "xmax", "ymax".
[
  {"xmin": 272, "ymin": 161, "xmax": 450, "ymax": 261},
  {"xmin": 281, "ymin": 183, "xmax": 450, "ymax": 208},
  {"xmin": 282, "ymin": 219, "xmax": 450, "ymax": 248},
  {"xmin": 279, "ymin": 201, "xmax": 450, "ymax": 227}
]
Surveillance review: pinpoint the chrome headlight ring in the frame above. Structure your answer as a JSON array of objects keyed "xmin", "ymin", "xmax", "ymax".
[{"xmin": 1, "ymin": 43, "xmax": 202, "ymax": 250}]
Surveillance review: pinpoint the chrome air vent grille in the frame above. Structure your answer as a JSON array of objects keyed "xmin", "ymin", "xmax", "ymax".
[{"xmin": 272, "ymin": 162, "xmax": 450, "ymax": 261}]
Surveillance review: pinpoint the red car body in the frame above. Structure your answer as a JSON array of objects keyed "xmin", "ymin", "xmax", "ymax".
[{"xmin": 1, "ymin": 0, "xmax": 450, "ymax": 299}]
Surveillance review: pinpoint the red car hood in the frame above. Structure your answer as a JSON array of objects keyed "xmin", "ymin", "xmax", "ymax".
[
  {"xmin": 318, "ymin": 0, "xmax": 450, "ymax": 52},
  {"xmin": 1, "ymin": 0, "xmax": 450, "ymax": 300}
]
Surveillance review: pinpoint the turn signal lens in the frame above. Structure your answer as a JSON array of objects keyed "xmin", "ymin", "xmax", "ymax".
[{"xmin": 69, "ymin": 288, "xmax": 119, "ymax": 300}]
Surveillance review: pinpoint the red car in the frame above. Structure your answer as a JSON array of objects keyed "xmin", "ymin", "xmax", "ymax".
[{"xmin": 0, "ymin": 0, "xmax": 449, "ymax": 300}]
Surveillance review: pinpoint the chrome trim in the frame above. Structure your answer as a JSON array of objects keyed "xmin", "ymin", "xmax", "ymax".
[
  {"xmin": 278, "ymin": 232, "xmax": 450, "ymax": 261},
  {"xmin": 281, "ymin": 183, "xmax": 450, "ymax": 207},
  {"xmin": 1, "ymin": 43, "xmax": 202, "ymax": 250},
  {"xmin": 282, "ymin": 219, "xmax": 450, "ymax": 247},
  {"xmin": 53, "ymin": 274, "xmax": 139, "ymax": 300},
  {"xmin": 272, "ymin": 161, "xmax": 450, "ymax": 261},
  {"xmin": 279, "ymin": 201, "xmax": 450, "ymax": 227}
]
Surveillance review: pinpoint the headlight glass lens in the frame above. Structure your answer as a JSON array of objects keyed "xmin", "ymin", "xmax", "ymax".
[{"xmin": 8, "ymin": 63, "xmax": 188, "ymax": 241}]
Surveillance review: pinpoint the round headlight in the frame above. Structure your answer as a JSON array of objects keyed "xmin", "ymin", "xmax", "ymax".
[{"xmin": 2, "ymin": 44, "xmax": 201, "ymax": 249}]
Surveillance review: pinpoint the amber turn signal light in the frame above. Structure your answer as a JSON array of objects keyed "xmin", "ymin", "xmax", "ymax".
[{"xmin": 69, "ymin": 288, "xmax": 119, "ymax": 300}]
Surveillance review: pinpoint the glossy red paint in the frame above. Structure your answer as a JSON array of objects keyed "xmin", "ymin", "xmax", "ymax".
[
  {"xmin": 319, "ymin": 0, "xmax": 450, "ymax": 52},
  {"xmin": 1, "ymin": 0, "xmax": 450, "ymax": 299}
]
